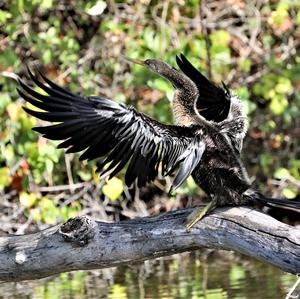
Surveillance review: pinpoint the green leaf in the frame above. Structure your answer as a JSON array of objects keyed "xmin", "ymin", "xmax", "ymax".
[
  {"xmin": 40, "ymin": 0, "xmax": 53, "ymax": 10},
  {"xmin": 18, "ymin": 0, "xmax": 24, "ymax": 12},
  {"xmin": 0, "ymin": 92, "xmax": 11, "ymax": 114},
  {"xmin": 77, "ymin": 170, "xmax": 92, "ymax": 182},
  {"xmin": 102, "ymin": 177, "xmax": 124, "ymax": 201},
  {"xmin": 0, "ymin": 48, "xmax": 18, "ymax": 68},
  {"xmin": 274, "ymin": 167, "xmax": 290, "ymax": 179},
  {"xmin": 268, "ymin": 3, "xmax": 289, "ymax": 27},
  {"xmin": 290, "ymin": 160, "xmax": 300, "ymax": 180},
  {"xmin": 297, "ymin": 11, "xmax": 300, "ymax": 25},
  {"xmin": 40, "ymin": 197, "xmax": 60, "ymax": 224},
  {"xmin": 0, "ymin": 10, "xmax": 12, "ymax": 25},
  {"xmin": 275, "ymin": 78, "xmax": 292, "ymax": 94},
  {"xmin": 238, "ymin": 58, "xmax": 252, "ymax": 72},
  {"xmin": 30, "ymin": 208, "xmax": 42, "ymax": 222},
  {"xmin": 210, "ymin": 30, "xmax": 231, "ymax": 47},
  {"xmin": 42, "ymin": 48, "xmax": 52, "ymax": 64},
  {"xmin": 45, "ymin": 158, "xmax": 54, "ymax": 173},
  {"xmin": 0, "ymin": 167, "xmax": 12, "ymax": 189},
  {"xmin": 269, "ymin": 94, "xmax": 288, "ymax": 115},
  {"xmin": 282, "ymin": 187, "xmax": 297, "ymax": 199},
  {"xmin": 19, "ymin": 191, "xmax": 37, "ymax": 208}
]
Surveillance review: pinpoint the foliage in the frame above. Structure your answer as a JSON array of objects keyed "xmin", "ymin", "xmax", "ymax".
[{"xmin": 0, "ymin": 0, "xmax": 299, "ymax": 230}]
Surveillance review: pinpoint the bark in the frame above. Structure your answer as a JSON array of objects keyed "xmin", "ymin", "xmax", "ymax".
[{"xmin": 1, "ymin": 207, "xmax": 299, "ymax": 282}]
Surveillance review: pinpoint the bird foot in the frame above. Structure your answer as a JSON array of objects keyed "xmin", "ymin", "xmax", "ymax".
[{"xmin": 186, "ymin": 200, "xmax": 217, "ymax": 232}]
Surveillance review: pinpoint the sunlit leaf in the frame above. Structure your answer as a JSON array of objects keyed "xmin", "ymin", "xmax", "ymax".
[
  {"xmin": 297, "ymin": 11, "xmax": 300, "ymax": 25},
  {"xmin": 4, "ymin": 144, "xmax": 15, "ymax": 162},
  {"xmin": 93, "ymin": 165, "xmax": 100, "ymax": 184},
  {"xmin": 85, "ymin": 0, "xmax": 107, "ymax": 16},
  {"xmin": 40, "ymin": 0, "xmax": 53, "ymax": 10},
  {"xmin": 6, "ymin": 102, "xmax": 21, "ymax": 120},
  {"xmin": 210, "ymin": 30, "xmax": 231, "ymax": 47},
  {"xmin": 274, "ymin": 167, "xmax": 290, "ymax": 179},
  {"xmin": 78, "ymin": 170, "xmax": 92, "ymax": 182},
  {"xmin": 0, "ymin": 92, "xmax": 11, "ymax": 114},
  {"xmin": 269, "ymin": 94, "xmax": 288, "ymax": 115},
  {"xmin": 282, "ymin": 187, "xmax": 297, "ymax": 199},
  {"xmin": 275, "ymin": 78, "xmax": 292, "ymax": 94},
  {"xmin": 30, "ymin": 208, "xmax": 42, "ymax": 222},
  {"xmin": 290, "ymin": 160, "xmax": 300, "ymax": 180},
  {"xmin": 0, "ymin": 167, "xmax": 12, "ymax": 188},
  {"xmin": 19, "ymin": 191, "xmax": 37, "ymax": 208},
  {"xmin": 42, "ymin": 48, "xmax": 52, "ymax": 64},
  {"xmin": 102, "ymin": 177, "xmax": 124, "ymax": 201},
  {"xmin": 238, "ymin": 58, "xmax": 252, "ymax": 72},
  {"xmin": 45, "ymin": 158, "xmax": 54, "ymax": 173},
  {"xmin": 268, "ymin": 3, "xmax": 289, "ymax": 27},
  {"xmin": 108, "ymin": 284, "xmax": 127, "ymax": 299},
  {"xmin": 0, "ymin": 10, "xmax": 12, "ymax": 25},
  {"xmin": 40, "ymin": 197, "xmax": 60, "ymax": 224}
]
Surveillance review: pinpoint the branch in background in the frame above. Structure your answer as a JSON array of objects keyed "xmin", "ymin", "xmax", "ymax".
[
  {"xmin": 1, "ymin": 207, "xmax": 300, "ymax": 282},
  {"xmin": 199, "ymin": 0, "xmax": 212, "ymax": 79}
]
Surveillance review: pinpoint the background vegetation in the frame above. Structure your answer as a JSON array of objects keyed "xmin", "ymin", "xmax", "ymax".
[{"xmin": 0, "ymin": 0, "xmax": 299, "ymax": 234}]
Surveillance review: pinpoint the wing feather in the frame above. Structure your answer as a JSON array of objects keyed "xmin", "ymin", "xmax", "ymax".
[{"xmin": 18, "ymin": 70, "xmax": 206, "ymax": 190}]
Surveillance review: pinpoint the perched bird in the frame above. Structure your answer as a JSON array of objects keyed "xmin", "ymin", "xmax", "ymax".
[{"xmin": 17, "ymin": 54, "xmax": 300, "ymax": 231}]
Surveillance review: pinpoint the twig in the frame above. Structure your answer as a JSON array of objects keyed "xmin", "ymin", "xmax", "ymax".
[
  {"xmin": 286, "ymin": 275, "xmax": 300, "ymax": 299},
  {"xmin": 31, "ymin": 182, "xmax": 89, "ymax": 192},
  {"xmin": 199, "ymin": 0, "xmax": 212, "ymax": 79},
  {"xmin": 64, "ymin": 155, "xmax": 74, "ymax": 192}
]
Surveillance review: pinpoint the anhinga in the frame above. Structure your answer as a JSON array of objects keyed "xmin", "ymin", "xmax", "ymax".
[{"xmin": 17, "ymin": 54, "xmax": 300, "ymax": 231}]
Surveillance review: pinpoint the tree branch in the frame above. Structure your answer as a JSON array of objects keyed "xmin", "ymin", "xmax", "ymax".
[{"xmin": 1, "ymin": 207, "xmax": 300, "ymax": 282}]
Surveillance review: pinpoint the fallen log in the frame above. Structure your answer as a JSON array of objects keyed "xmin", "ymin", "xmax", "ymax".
[{"xmin": 1, "ymin": 206, "xmax": 299, "ymax": 281}]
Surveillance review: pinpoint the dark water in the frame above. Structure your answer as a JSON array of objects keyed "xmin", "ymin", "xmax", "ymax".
[{"xmin": 1, "ymin": 251, "xmax": 298, "ymax": 299}]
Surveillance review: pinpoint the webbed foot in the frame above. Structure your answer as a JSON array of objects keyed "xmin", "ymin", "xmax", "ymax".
[{"xmin": 186, "ymin": 200, "xmax": 217, "ymax": 232}]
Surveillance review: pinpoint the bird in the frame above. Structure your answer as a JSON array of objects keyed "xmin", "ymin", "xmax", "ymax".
[{"xmin": 17, "ymin": 54, "xmax": 300, "ymax": 231}]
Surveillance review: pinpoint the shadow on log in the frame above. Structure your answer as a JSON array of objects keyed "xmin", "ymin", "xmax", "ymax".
[{"xmin": 1, "ymin": 207, "xmax": 300, "ymax": 281}]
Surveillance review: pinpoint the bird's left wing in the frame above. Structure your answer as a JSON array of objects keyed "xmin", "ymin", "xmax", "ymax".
[
  {"xmin": 18, "ymin": 70, "xmax": 206, "ymax": 190},
  {"xmin": 176, "ymin": 54, "xmax": 231, "ymax": 123}
]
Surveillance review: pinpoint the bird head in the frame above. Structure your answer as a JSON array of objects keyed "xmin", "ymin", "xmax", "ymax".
[{"xmin": 124, "ymin": 57, "xmax": 173, "ymax": 75}]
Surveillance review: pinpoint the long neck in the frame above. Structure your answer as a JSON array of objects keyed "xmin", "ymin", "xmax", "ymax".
[
  {"xmin": 158, "ymin": 66, "xmax": 200, "ymax": 126},
  {"xmin": 159, "ymin": 66, "xmax": 196, "ymax": 92}
]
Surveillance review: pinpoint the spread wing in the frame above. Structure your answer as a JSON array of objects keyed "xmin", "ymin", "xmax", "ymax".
[
  {"xmin": 176, "ymin": 54, "xmax": 230, "ymax": 123},
  {"xmin": 18, "ymin": 69, "xmax": 206, "ymax": 191}
]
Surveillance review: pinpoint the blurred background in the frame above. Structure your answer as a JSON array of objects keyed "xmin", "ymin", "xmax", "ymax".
[{"xmin": 0, "ymin": 0, "xmax": 300, "ymax": 297}]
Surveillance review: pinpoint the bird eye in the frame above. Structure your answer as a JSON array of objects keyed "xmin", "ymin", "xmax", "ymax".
[{"xmin": 144, "ymin": 59, "xmax": 151, "ymax": 65}]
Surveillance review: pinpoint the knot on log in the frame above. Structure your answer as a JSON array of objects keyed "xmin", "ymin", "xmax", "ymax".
[{"xmin": 59, "ymin": 216, "xmax": 95, "ymax": 246}]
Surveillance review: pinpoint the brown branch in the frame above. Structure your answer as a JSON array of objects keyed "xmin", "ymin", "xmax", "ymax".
[{"xmin": 1, "ymin": 207, "xmax": 300, "ymax": 282}]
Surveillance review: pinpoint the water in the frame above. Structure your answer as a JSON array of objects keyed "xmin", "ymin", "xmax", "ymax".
[{"xmin": 1, "ymin": 251, "xmax": 298, "ymax": 299}]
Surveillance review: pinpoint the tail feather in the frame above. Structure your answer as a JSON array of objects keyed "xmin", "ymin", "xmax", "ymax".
[{"xmin": 253, "ymin": 193, "xmax": 300, "ymax": 211}]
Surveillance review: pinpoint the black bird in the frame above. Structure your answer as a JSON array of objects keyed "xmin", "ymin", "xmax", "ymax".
[{"xmin": 17, "ymin": 54, "xmax": 300, "ymax": 231}]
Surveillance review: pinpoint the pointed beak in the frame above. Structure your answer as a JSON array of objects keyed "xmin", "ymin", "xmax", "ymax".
[{"xmin": 123, "ymin": 56, "xmax": 145, "ymax": 66}]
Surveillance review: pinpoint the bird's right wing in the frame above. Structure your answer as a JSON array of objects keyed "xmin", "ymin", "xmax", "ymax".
[{"xmin": 18, "ymin": 70, "xmax": 206, "ymax": 190}]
